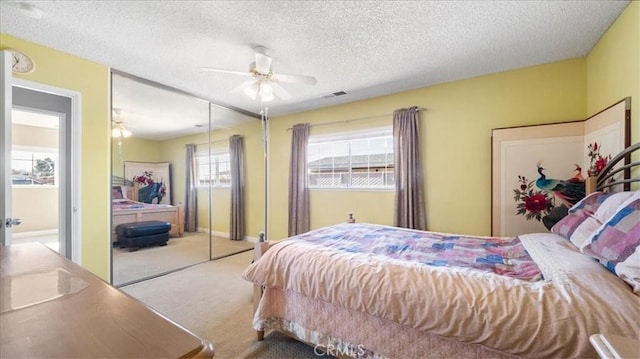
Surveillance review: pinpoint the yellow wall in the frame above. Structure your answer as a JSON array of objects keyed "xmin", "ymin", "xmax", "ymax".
[
  {"xmin": 1, "ymin": 34, "xmax": 110, "ymax": 280},
  {"xmin": 111, "ymin": 137, "xmax": 164, "ymax": 179},
  {"xmin": 268, "ymin": 3, "xmax": 639, "ymax": 240},
  {"xmin": 270, "ymin": 59, "xmax": 587, "ymax": 239},
  {"xmin": 587, "ymin": 1, "xmax": 639, "ymax": 145}
]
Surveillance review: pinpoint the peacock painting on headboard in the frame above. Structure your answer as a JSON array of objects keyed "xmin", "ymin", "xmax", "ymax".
[
  {"xmin": 124, "ymin": 161, "xmax": 172, "ymax": 205},
  {"xmin": 133, "ymin": 171, "xmax": 167, "ymax": 204},
  {"xmin": 492, "ymin": 97, "xmax": 630, "ymax": 236},
  {"xmin": 513, "ymin": 163, "xmax": 587, "ymax": 231}
]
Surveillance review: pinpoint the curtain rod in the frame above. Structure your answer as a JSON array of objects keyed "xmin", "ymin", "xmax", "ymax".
[
  {"xmin": 189, "ymin": 137, "xmax": 236, "ymax": 146},
  {"xmin": 285, "ymin": 107, "xmax": 426, "ymax": 131}
]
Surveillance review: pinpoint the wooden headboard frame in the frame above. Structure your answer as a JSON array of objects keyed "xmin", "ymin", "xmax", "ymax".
[{"xmin": 591, "ymin": 142, "xmax": 640, "ymax": 194}]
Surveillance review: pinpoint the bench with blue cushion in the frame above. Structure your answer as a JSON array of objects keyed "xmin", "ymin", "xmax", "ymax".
[{"xmin": 115, "ymin": 220, "xmax": 171, "ymax": 251}]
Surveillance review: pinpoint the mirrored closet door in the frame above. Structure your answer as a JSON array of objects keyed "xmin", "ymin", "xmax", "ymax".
[
  {"xmin": 205, "ymin": 103, "xmax": 263, "ymax": 260},
  {"xmin": 110, "ymin": 71, "xmax": 261, "ymax": 286}
]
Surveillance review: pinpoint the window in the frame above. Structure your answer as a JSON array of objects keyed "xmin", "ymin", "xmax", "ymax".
[
  {"xmin": 307, "ymin": 128, "xmax": 394, "ymax": 189},
  {"xmin": 12, "ymin": 147, "xmax": 58, "ymax": 186},
  {"xmin": 196, "ymin": 151, "xmax": 231, "ymax": 187}
]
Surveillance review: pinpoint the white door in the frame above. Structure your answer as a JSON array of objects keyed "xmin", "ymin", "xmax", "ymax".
[{"xmin": 1, "ymin": 51, "xmax": 13, "ymax": 247}]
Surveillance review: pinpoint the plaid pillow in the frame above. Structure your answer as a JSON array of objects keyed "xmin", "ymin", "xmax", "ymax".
[
  {"xmin": 551, "ymin": 192, "xmax": 606, "ymax": 238},
  {"xmin": 584, "ymin": 196, "xmax": 640, "ymax": 294},
  {"xmin": 551, "ymin": 191, "xmax": 638, "ymax": 251}
]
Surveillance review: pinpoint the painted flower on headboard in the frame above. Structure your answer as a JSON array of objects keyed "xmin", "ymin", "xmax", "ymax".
[
  {"xmin": 133, "ymin": 171, "xmax": 156, "ymax": 186},
  {"xmin": 133, "ymin": 171, "xmax": 166, "ymax": 203},
  {"xmin": 587, "ymin": 142, "xmax": 612, "ymax": 177},
  {"xmin": 513, "ymin": 175, "xmax": 555, "ymax": 221}
]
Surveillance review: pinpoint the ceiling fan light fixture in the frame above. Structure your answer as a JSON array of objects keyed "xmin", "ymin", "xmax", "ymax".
[
  {"xmin": 244, "ymin": 85, "xmax": 258, "ymax": 100},
  {"xmin": 112, "ymin": 121, "xmax": 132, "ymax": 138},
  {"xmin": 111, "ymin": 127, "xmax": 122, "ymax": 138},
  {"xmin": 203, "ymin": 46, "xmax": 316, "ymax": 103},
  {"xmin": 261, "ymin": 83, "xmax": 273, "ymax": 93},
  {"xmin": 258, "ymin": 83, "xmax": 274, "ymax": 102},
  {"xmin": 121, "ymin": 128, "xmax": 132, "ymax": 138}
]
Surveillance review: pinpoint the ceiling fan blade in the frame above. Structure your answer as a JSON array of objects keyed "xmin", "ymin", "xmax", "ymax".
[
  {"xmin": 273, "ymin": 73, "xmax": 317, "ymax": 85},
  {"xmin": 201, "ymin": 67, "xmax": 250, "ymax": 77},
  {"xmin": 270, "ymin": 82, "xmax": 292, "ymax": 100},
  {"xmin": 229, "ymin": 79, "xmax": 254, "ymax": 94},
  {"xmin": 255, "ymin": 53, "xmax": 272, "ymax": 74}
]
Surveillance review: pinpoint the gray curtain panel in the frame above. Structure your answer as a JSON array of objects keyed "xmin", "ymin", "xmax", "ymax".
[
  {"xmin": 184, "ymin": 144, "xmax": 198, "ymax": 232},
  {"xmin": 288, "ymin": 123, "xmax": 310, "ymax": 236},
  {"xmin": 229, "ymin": 135, "xmax": 245, "ymax": 240},
  {"xmin": 393, "ymin": 106, "xmax": 427, "ymax": 230}
]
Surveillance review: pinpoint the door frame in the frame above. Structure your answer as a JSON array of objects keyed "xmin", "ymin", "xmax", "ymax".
[
  {"xmin": 1, "ymin": 52, "xmax": 11, "ymax": 248},
  {"xmin": 10, "ymin": 78, "xmax": 82, "ymax": 264}
]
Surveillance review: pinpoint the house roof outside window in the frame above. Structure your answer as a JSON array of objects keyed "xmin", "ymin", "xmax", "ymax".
[{"xmin": 308, "ymin": 153, "xmax": 394, "ymax": 171}]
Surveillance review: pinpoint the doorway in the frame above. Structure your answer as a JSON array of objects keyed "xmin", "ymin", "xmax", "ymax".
[
  {"xmin": 1, "ymin": 77, "xmax": 80, "ymax": 262},
  {"xmin": 10, "ymin": 107, "xmax": 62, "ymax": 253}
]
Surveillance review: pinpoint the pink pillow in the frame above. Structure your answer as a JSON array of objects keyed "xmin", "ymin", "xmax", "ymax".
[
  {"xmin": 583, "ymin": 196, "xmax": 640, "ymax": 294},
  {"xmin": 112, "ymin": 186, "xmax": 124, "ymax": 199}
]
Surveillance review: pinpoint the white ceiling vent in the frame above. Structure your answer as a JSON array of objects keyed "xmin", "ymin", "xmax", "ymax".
[{"xmin": 322, "ymin": 91, "xmax": 348, "ymax": 99}]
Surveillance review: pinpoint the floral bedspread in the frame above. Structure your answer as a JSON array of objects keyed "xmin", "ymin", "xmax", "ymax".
[{"xmin": 293, "ymin": 223, "xmax": 542, "ymax": 281}]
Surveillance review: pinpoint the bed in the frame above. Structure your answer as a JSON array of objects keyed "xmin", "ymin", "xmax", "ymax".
[
  {"xmin": 111, "ymin": 186, "xmax": 183, "ymax": 242},
  {"xmin": 243, "ymin": 142, "xmax": 640, "ymax": 358}
]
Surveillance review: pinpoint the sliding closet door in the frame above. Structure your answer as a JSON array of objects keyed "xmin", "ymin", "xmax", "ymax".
[
  {"xmin": 110, "ymin": 71, "xmax": 212, "ymax": 286},
  {"xmin": 109, "ymin": 71, "xmax": 263, "ymax": 285}
]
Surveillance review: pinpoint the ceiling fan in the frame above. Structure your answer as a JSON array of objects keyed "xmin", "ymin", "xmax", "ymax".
[{"xmin": 201, "ymin": 46, "xmax": 317, "ymax": 102}]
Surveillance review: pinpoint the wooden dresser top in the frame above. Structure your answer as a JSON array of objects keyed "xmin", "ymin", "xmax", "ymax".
[{"xmin": 0, "ymin": 243, "xmax": 214, "ymax": 358}]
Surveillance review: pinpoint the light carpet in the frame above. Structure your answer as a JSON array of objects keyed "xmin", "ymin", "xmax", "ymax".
[
  {"xmin": 113, "ymin": 232, "xmax": 253, "ymax": 286},
  {"xmin": 122, "ymin": 251, "xmax": 325, "ymax": 358}
]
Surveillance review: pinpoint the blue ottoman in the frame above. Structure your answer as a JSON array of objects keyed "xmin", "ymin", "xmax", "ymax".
[{"xmin": 116, "ymin": 221, "xmax": 171, "ymax": 251}]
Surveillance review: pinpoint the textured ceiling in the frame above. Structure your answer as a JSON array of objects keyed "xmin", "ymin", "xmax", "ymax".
[{"xmin": 0, "ymin": 0, "xmax": 630, "ymax": 138}]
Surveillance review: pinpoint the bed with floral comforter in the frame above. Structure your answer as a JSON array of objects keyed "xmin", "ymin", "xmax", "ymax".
[{"xmin": 243, "ymin": 222, "xmax": 639, "ymax": 358}]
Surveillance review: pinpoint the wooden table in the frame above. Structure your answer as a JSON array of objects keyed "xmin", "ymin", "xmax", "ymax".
[{"xmin": 0, "ymin": 243, "xmax": 214, "ymax": 358}]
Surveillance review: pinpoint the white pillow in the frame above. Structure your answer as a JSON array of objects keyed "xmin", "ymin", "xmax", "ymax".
[{"xmin": 614, "ymin": 246, "xmax": 640, "ymax": 294}]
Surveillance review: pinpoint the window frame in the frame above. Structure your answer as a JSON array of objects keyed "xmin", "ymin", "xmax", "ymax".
[
  {"xmin": 11, "ymin": 145, "xmax": 59, "ymax": 187},
  {"xmin": 196, "ymin": 149, "xmax": 232, "ymax": 188},
  {"xmin": 307, "ymin": 126, "xmax": 394, "ymax": 191}
]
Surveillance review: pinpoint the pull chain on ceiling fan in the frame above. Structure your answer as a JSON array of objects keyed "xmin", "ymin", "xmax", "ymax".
[{"xmin": 202, "ymin": 46, "xmax": 317, "ymax": 102}]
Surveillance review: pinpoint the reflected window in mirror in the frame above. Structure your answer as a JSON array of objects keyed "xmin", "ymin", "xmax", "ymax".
[{"xmin": 197, "ymin": 150, "xmax": 231, "ymax": 188}]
